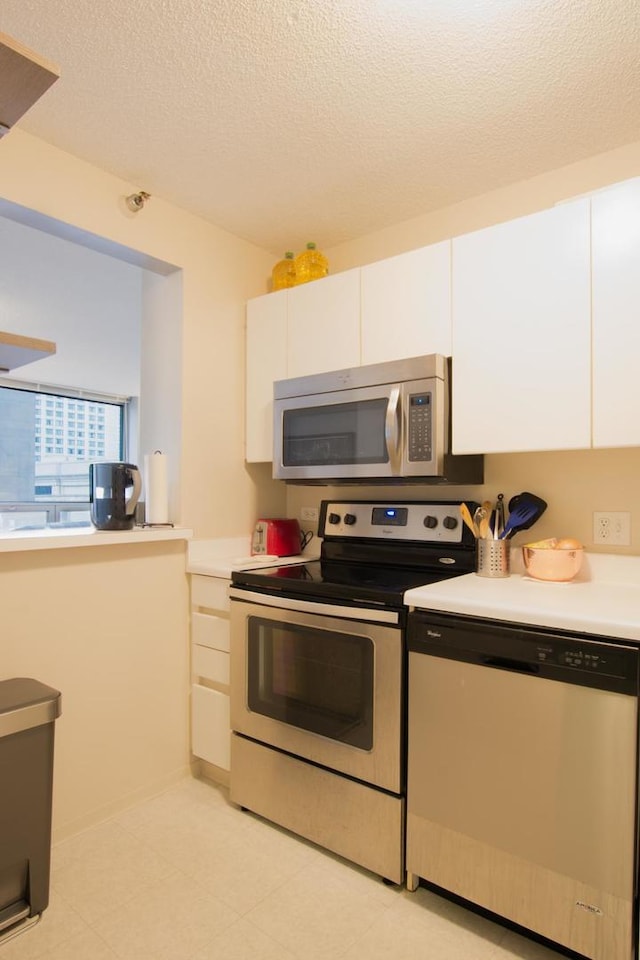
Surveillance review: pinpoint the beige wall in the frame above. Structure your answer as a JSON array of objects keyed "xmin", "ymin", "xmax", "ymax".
[
  {"xmin": 288, "ymin": 447, "xmax": 640, "ymax": 558},
  {"xmin": 0, "ymin": 541, "xmax": 189, "ymax": 841},
  {"xmin": 286, "ymin": 140, "xmax": 640, "ymax": 556}
]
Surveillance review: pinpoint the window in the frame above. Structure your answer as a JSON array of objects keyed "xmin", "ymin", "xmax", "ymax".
[{"xmin": 0, "ymin": 382, "xmax": 127, "ymax": 533}]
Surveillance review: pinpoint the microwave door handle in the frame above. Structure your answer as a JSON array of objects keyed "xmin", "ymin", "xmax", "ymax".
[{"xmin": 385, "ymin": 386, "xmax": 402, "ymax": 474}]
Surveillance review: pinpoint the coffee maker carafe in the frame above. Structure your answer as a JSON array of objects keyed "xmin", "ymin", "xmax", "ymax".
[{"xmin": 89, "ymin": 462, "xmax": 142, "ymax": 531}]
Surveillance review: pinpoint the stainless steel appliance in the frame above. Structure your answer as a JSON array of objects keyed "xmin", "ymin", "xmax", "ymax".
[
  {"xmin": 272, "ymin": 354, "xmax": 483, "ymax": 483},
  {"xmin": 89, "ymin": 462, "xmax": 142, "ymax": 531},
  {"xmin": 229, "ymin": 499, "xmax": 477, "ymax": 884},
  {"xmin": 406, "ymin": 610, "xmax": 639, "ymax": 960}
]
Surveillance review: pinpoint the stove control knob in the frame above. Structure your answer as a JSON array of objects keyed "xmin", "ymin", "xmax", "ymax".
[
  {"xmin": 443, "ymin": 516, "xmax": 458, "ymax": 530},
  {"xmin": 344, "ymin": 513, "xmax": 357, "ymax": 526},
  {"xmin": 328, "ymin": 512, "xmax": 341, "ymax": 525},
  {"xmin": 423, "ymin": 515, "xmax": 438, "ymax": 529}
]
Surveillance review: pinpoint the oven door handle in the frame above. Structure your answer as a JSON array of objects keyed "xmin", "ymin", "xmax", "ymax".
[
  {"xmin": 229, "ymin": 587, "xmax": 400, "ymax": 625},
  {"xmin": 385, "ymin": 386, "xmax": 402, "ymax": 475}
]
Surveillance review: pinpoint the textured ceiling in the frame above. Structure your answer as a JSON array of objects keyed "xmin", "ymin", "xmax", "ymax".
[{"xmin": 2, "ymin": 0, "xmax": 640, "ymax": 255}]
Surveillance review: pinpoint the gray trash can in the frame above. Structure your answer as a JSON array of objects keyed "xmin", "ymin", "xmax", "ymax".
[{"xmin": 0, "ymin": 678, "xmax": 61, "ymax": 942}]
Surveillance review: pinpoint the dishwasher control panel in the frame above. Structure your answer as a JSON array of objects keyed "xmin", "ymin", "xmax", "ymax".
[
  {"xmin": 409, "ymin": 610, "xmax": 639, "ymax": 696},
  {"xmin": 535, "ymin": 641, "xmax": 627, "ymax": 677}
]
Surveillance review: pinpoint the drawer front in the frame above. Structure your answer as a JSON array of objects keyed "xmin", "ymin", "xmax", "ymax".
[
  {"xmin": 192, "ymin": 611, "xmax": 230, "ymax": 652},
  {"xmin": 191, "ymin": 575, "xmax": 230, "ymax": 612},
  {"xmin": 192, "ymin": 644, "xmax": 230, "ymax": 686},
  {"xmin": 191, "ymin": 684, "xmax": 230, "ymax": 770}
]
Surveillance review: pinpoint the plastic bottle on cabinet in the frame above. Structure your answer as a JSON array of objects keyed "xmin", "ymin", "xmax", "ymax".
[
  {"xmin": 271, "ymin": 252, "xmax": 296, "ymax": 291},
  {"xmin": 295, "ymin": 242, "xmax": 329, "ymax": 284}
]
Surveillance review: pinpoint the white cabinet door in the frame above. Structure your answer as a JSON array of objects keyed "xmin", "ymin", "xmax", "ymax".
[
  {"xmin": 592, "ymin": 178, "xmax": 640, "ymax": 448},
  {"xmin": 191, "ymin": 611, "xmax": 230, "ymax": 652},
  {"xmin": 287, "ymin": 269, "xmax": 361, "ymax": 378},
  {"xmin": 191, "ymin": 574, "xmax": 230, "ymax": 612},
  {"xmin": 246, "ymin": 291, "xmax": 288, "ymax": 462},
  {"xmin": 192, "ymin": 645, "xmax": 230, "ymax": 686},
  {"xmin": 191, "ymin": 684, "xmax": 230, "ymax": 770},
  {"xmin": 452, "ymin": 199, "xmax": 591, "ymax": 455},
  {"xmin": 360, "ymin": 242, "xmax": 451, "ymax": 365}
]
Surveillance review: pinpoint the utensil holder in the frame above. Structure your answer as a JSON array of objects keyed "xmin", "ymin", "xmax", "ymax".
[{"xmin": 476, "ymin": 538, "xmax": 510, "ymax": 578}]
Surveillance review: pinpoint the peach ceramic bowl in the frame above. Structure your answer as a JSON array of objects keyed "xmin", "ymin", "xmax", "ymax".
[{"xmin": 522, "ymin": 545, "xmax": 584, "ymax": 582}]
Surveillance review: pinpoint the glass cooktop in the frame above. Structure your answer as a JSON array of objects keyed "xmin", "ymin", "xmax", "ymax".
[{"xmin": 231, "ymin": 558, "xmax": 467, "ymax": 608}]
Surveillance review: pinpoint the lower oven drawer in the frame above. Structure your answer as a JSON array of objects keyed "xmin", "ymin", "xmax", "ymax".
[{"xmin": 231, "ymin": 733, "xmax": 404, "ymax": 883}]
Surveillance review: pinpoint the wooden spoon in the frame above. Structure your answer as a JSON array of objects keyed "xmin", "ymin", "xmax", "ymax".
[{"xmin": 460, "ymin": 502, "xmax": 479, "ymax": 538}]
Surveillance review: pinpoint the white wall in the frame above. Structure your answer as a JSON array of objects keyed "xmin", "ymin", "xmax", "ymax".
[
  {"xmin": 0, "ymin": 215, "xmax": 143, "ymax": 396},
  {"xmin": 139, "ymin": 270, "xmax": 183, "ymax": 521}
]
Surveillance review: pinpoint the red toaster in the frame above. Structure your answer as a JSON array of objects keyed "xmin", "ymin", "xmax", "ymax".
[{"xmin": 251, "ymin": 518, "xmax": 302, "ymax": 557}]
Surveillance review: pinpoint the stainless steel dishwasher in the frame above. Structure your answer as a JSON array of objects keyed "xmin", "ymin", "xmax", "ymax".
[{"xmin": 406, "ymin": 610, "xmax": 639, "ymax": 960}]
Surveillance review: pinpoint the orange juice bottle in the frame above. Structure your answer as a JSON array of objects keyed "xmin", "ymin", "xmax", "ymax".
[
  {"xmin": 271, "ymin": 251, "xmax": 296, "ymax": 291},
  {"xmin": 294, "ymin": 242, "xmax": 329, "ymax": 284}
]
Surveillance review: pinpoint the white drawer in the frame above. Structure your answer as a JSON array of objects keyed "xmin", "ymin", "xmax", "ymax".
[
  {"xmin": 191, "ymin": 684, "xmax": 230, "ymax": 770},
  {"xmin": 191, "ymin": 574, "xmax": 230, "ymax": 612},
  {"xmin": 191, "ymin": 611, "xmax": 230, "ymax": 652},
  {"xmin": 192, "ymin": 644, "xmax": 230, "ymax": 685}
]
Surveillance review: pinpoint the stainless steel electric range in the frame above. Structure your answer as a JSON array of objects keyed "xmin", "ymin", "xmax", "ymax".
[{"xmin": 228, "ymin": 499, "xmax": 477, "ymax": 884}]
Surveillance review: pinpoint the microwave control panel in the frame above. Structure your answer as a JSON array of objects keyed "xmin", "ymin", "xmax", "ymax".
[{"xmin": 407, "ymin": 393, "xmax": 433, "ymax": 462}]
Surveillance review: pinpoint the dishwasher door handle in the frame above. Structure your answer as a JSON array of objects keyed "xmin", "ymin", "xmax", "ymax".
[{"xmin": 481, "ymin": 655, "xmax": 540, "ymax": 675}]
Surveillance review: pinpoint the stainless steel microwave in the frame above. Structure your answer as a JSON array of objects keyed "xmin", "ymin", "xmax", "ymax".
[{"xmin": 273, "ymin": 355, "xmax": 483, "ymax": 484}]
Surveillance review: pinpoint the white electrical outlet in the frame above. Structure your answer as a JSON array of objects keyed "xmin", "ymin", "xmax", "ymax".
[
  {"xmin": 593, "ymin": 511, "xmax": 631, "ymax": 546},
  {"xmin": 301, "ymin": 506, "xmax": 318, "ymax": 523}
]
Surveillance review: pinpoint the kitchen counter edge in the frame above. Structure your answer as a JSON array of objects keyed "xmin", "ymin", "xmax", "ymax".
[
  {"xmin": 0, "ymin": 526, "xmax": 193, "ymax": 554},
  {"xmin": 404, "ymin": 564, "xmax": 640, "ymax": 643}
]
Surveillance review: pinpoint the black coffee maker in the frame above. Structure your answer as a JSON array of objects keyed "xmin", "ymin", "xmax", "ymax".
[{"xmin": 89, "ymin": 462, "xmax": 142, "ymax": 531}]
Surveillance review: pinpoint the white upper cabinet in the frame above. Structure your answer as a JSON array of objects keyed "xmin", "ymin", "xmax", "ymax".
[
  {"xmin": 246, "ymin": 290, "xmax": 287, "ymax": 463},
  {"xmin": 286, "ymin": 269, "xmax": 361, "ymax": 379},
  {"xmin": 592, "ymin": 178, "xmax": 640, "ymax": 448},
  {"xmin": 360, "ymin": 241, "xmax": 452, "ymax": 365},
  {"xmin": 451, "ymin": 199, "xmax": 591, "ymax": 455}
]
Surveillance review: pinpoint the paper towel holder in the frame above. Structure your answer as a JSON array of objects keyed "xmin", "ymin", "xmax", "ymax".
[{"xmin": 140, "ymin": 449, "xmax": 174, "ymax": 528}]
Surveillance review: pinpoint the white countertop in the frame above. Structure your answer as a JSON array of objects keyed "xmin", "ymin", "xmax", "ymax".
[
  {"xmin": 404, "ymin": 553, "xmax": 640, "ymax": 642},
  {"xmin": 187, "ymin": 536, "xmax": 319, "ymax": 578},
  {"xmin": 0, "ymin": 524, "xmax": 192, "ymax": 554},
  {"xmin": 187, "ymin": 538, "xmax": 640, "ymax": 641}
]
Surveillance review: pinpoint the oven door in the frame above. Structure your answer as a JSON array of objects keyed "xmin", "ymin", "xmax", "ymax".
[{"xmin": 229, "ymin": 590, "xmax": 403, "ymax": 794}]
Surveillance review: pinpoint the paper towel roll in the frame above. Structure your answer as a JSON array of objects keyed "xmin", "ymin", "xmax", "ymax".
[{"xmin": 144, "ymin": 451, "xmax": 169, "ymax": 524}]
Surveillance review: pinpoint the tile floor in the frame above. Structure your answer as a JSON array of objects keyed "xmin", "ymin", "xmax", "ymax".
[{"xmin": 0, "ymin": 776, "xmax": 569, "ymax": 960}]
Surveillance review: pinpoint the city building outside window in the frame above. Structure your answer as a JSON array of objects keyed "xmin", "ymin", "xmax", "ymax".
[{"xmin": 0, "ymin": 383, "xmax": 127, "ymax": 532}]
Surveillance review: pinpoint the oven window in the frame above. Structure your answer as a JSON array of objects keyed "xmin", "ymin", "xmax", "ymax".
[
  {"xmin": 282, "ymin": 399, "xmax": 389, "ymax": 467},
  {"xmin": 247, "ymin": 617, "xmax": 374, "ymax": 750}
]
